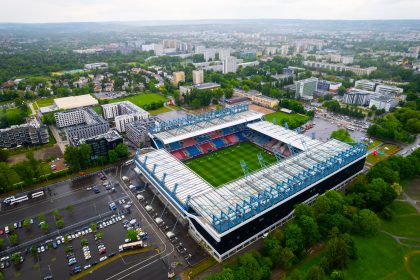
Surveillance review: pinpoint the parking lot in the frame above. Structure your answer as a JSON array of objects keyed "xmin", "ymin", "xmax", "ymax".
[{"xmin": 0, "ymin": 168, "xmax": 157, "ymax": 279}]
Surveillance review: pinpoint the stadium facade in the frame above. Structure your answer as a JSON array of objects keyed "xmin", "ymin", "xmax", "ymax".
[{"xmin": 133, "ymin": 105, "xmax": 367, "ymax": 262}]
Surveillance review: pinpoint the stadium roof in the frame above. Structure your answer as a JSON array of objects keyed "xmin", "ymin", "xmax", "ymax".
[
  {"xmin": 152, "ymin": 109, "xmax": 263, "ymax": 145},
  {"xmin": 247, "ymin": 121, "xmax": 319, "ymax": 151},
  {"xmin": 135, "ymin": 136, "xmax": 367, "ymax": 237}
]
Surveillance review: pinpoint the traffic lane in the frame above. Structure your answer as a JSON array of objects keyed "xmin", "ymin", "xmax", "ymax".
[
  {"xmin": 83, "ymin": 250, "xmax": 158, "ymax": 280},
  {"xmin": 117, "ymin": 257, "xmax": 169, "ymax": 280}
]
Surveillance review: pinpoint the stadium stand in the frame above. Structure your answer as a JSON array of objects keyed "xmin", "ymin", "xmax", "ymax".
[
  {"xmin": 185, "ymin": 146, "xmax": 202, "ymax": 158},
  {"xmin": 212, "ymin": 138, "xmax": 227, "ymax": 149}
]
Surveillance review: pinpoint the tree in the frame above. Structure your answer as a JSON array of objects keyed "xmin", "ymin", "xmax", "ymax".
[
  {"xmin": 23, "ymin": 218, "xmax": 31, "ymax": 230},
  {"xmin": 127, "ymin": 229, "xmax": 138, "ymax": 242},
  {"xmin": 108, "ymin": 150, "xmax": 118, "ymax": 163},
  {"xmin": 284, "ymin": 223, "xmax": 305, "ymax": 257},
  {"xmin": 9, "ymin": 234, "xmax": 18, "ymax": 246},
  {"xmin": 352, "ymin": 209, "xmax": 379, "ymax": 237},
  {"xmin": 52, "ymin": 209, "xmax": 61, "ymax": 220},
  {"xmin": 40, "ymin": 222, "xmax": 49, "ymax": 233},
  {"xmin": 81, "ymin": 239, "xmax": 88, "ymax": 246},
  {"xmin": 65, "ymin": 204, "xmax": 74, "ymax": 213},
  {"xmin": 330, "ymin": 128, "xmax": 353, "ymax": 143},
  {"xmin": 323, "ymin": 231, "xmax": 357, "ymax": 273},
  {"xmin": 0, "ymin": 238, "xmax": 4, "ymax": 249},
  {"xmin": 115, "ymin": 143, "xmax": 129, "ymax": 158},
  {"xmin": 37, "ymin": 213, "xmax": 46, "ymax": 221},
  {"xmin": 30, "ymin": 245, "xmax": 37, "ymax": 257},
  {"xmin": 10, "ymin": 252, "xmax": 22, "ymax": 266},
  {"xmin": 56, "ymin": 219, "xmax": 64, "ymax": 229},
  {"xmin": 0, "ymin": 149, "xmax": 9, "ymax": 162},
  {"xmin": 306, "ymin": 266, "xmax": 324, "ymax": 280},
  {"xmin": 297, "ymin": 215, "xmax": 320, "ymax": 248},
  {"xmin": 90, "ymin": 223, "xmax": 97, "ymax": 233}
]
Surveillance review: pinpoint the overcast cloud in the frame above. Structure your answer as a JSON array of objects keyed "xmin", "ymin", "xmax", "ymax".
[{"xmin": 1, "ymin": 0, "xmax": 419, "ymax": 23}]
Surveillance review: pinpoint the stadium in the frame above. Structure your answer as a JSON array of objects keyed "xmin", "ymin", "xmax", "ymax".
[{"xmin": 133, "ymin": 104, "xmax": 368, "ymax": 262}]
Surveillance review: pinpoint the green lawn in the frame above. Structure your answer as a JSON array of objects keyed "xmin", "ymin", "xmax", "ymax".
[
  {"xmin": 265, "ymin": 111, "xmax": 310, "ymax": 129},
  {"xmin": 367, "ymin": 139, "xmax": 382, "ymax": 150},
  {"xmin": 148, "ymin": 106, "xmax": 171, "ymax": 115},
  {"xmin": 366, "ymin": 143, "xmax": 400, "ymax": 165},
  {"xmin": 36, "ymin": 97, "xmax": 56, "ymax": 107},
  {"xmin": 92, "ymin": 105, "xmax": 102, "ymax": 115},
  {"xmin": 0, "ymin": 107, "xmax": 28, "ymax": 127},
  {"xmin": 185, "ymin": 142, "xmax": 276, "ymax": 187},
  {"xmin": 108, "ymin": 93, "xmax": 167, "ymax": 108}
]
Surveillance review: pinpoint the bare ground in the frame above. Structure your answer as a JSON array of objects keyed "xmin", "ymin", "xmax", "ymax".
[{"xmin": 7, "ymin": 144, "xmax": 63, "ymax": 164}]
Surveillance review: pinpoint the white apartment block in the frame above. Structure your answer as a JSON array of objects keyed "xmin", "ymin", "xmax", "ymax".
[
  {"xmin": 369, "ymin": 96, "xmax": 399, "ymax": 112},
  {"xmin": 204, "ymin": 49, "xmax": 216, "ymax": 62},
  {"xmin": 55, "ymin": 110, "xmax": 86, "ymax": 128},
  {"xmin": 375, "ymin": 84, "xmax": 404, "ymax": 95},
  {"xmin": 303, "ymin": 61, "xmax": 377, "ymax": 76},
  {"xmin": 222, "ymin": 56, "xmax": 238, "ymax": 74},
  {"xmin": 101, "ymin": 101, "xmax": 149, "ymax": 132},
  {"xmin": 218, "ymin": 48, "xmax": 231, "ymax": 60},
  {"xmin": 355, "ymin": 79, "xmax": 377, "ymax": 91},
  {"xmin": 192, "ymin": 70, "xmax": 204, "ymax": 85}
]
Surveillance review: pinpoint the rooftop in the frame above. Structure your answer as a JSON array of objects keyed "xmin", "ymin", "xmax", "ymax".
[{"xmin": 54, "ymin": 94, "xmax": 98, "ymax": 110}]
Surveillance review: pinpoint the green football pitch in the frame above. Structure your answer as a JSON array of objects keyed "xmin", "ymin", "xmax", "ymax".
[{"xmin": 185, "ymin": 142, "xmax": 277, "ymax": 187}]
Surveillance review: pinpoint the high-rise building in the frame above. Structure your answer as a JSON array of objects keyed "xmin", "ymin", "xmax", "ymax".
[
  {"xmin": 218, "ymin": 48, "xmax": 231, "ymax": 60},
  {"xmin": 192, "ymin": 70, "xmax": 204, "ymax": 85},
  {"xmin": 295, "ymin": 77, "xmax": 318, "ymax": 100},
  {"xmin": 204, "ymin": 49, "xmax": 216, "ymax": 62},
  {"xmin": 222, "ymin": 56, "xmax": 238, "ymax": 74},
  {"xmin": 171, "ymin": 71, "xmax": 185, "ymax": 86}
]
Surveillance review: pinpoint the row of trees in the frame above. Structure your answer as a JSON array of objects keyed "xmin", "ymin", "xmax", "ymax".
[
  {"xmin": 323, "ymin": 100, "xmax": 365, "ymax": 119},
  {"xmin": 64, "ymin": 143, "xmax": 129, "ymax": 172},
  {"xmin": 180, "ymin": 88, "xmax": 234, "ymax": 109}
]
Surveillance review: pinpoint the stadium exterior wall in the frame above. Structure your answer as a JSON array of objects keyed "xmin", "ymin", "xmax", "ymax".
[{"xmin": 187, "ymin": 156, "xmax": 366, "ymax": 261}]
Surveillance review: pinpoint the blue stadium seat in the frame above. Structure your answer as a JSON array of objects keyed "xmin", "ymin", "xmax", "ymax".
[
  {"xmin": 169, "ymin": 141, "xmax": 183, "ymax": 151},
  {"xmin": 212, "ymin": 138, "xmax": 226, "ymax": 149},
  {"xmin": 186, "ymin": 146, "xmax": 202, "ymax": 157}
]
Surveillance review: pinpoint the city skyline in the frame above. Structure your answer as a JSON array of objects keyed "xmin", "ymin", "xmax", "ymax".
[{"xmin": 1, "ymin": 0, "xmax": 420, "ymax": 23}]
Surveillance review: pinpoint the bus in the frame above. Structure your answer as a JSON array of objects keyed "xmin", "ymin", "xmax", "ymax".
[
  {"xmin": 31, "ymin": 191, "xmax": 45, "ymax": 199},
  {"xmin": 123, "ymin": 159, "xmax": 134, "ymax": 166},
  {"xmin": 10, "ymin": 195, "xmax": 29, "ymax": 205},
  {"xmin": 118, "ymin": 241, "xmax": 144, "ymax": 252}
]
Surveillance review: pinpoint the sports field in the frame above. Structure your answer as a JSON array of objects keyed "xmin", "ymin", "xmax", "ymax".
[{"xmin": 185, "ymin": 142, "xmax": 276, "ymax": 187}]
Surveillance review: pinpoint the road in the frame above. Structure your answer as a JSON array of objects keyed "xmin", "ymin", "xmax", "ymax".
[{"xmin": 396, "ymin": 137, "xmax": 419, "ymax": 156}]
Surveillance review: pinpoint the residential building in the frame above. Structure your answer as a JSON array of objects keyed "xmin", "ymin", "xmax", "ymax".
[
  {"xmin": 342, "ymin": 89, "xmax": 371, "ymax": 106},
  {"xmin": 142, "ymin": 43, "xmax": 163, "ymax": 55},
  {"xmin": 222, "ymin": 56, "xmax": 238, "ymax": 74},
  {"xmin": 192, "ymin": 70, "xmax": 204, "ymax": 85},
  {"xmin": 295, "ymin": 77, "xmax": 318, "ymax": 100},
  {"xmin": 126, "ymin": 116, "xmax": 160, "ymax": 147},
  {"xmin": 375, "ymin": 84, "xmax": 404, "ymax": 95},
  {"xmin": 84, "ymin": 62, "xmax": 108, "ymax": 70},
  {"xmin": 355, "ymin": 79, "xmax": 377, "ymax": 91},
  {"xmin": 102, "ymin": 101, "xmax": 150, "ymax": 132},
  {"xmin": 0, "ymin": 117, "xmax": 49, "ymax": 148},
  {"xmin": 279, "ymin": 45, "xmax": 289, "ymax": 55},
  {"xmin": 171, "ymin": 71, "xmax": 185, "ymax": 86},
  {"xmin": 204, "ymin": 49, "xmax": 216, "ymax": 62},
  {"xmin": 74, "ymin": 129, "xmax": 123, "ymax": 158},
  {"xmin": 55, "ymin": 108, "xmax": 110, "ymax": 145},
  {"xmin": 369, "ymin": 95, "xmax": 399, "ymax": 112},
  {"xmin": 303, "ymin": 61, "xmax": 377, "ymax": 76},
  {"xmin": 218, "ymin": 49, "xmax": 231, "ymax": 60}
]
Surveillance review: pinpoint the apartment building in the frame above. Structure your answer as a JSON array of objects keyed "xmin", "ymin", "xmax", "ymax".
[
  {"xmin": 303, "ymin": 61, "xmax": 377, "ymax": 76},
  {"xmin": 102, "ymin": 101, "xmax": 150, "ymax": 132},
  {"xmin": 0, "ymin": 117, "xmax": 49, "ymax": 148}
]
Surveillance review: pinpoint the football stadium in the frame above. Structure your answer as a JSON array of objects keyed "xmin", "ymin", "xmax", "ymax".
[{"xmin": 133, "ymin": 104, "xmax": 368, "ymax": 262}]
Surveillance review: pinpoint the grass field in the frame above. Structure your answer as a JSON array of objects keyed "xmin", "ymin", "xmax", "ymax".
[
  {"xmin": 366, "ymin": 143, "xmax": 400, "ymax": 165},
  {"xmin": 367, "ymin": 139, "xmax": 382, "ymax": 150},
  {"xmin": 92, "ymin": 105, "xmax": 102, "ymax": 115},
  {"xmin": 265, "ymin": 111, "xmax": 310, "ymax": 129},
  {"xmin": 185, "ymin": 142, "xmax": 276, "ymax": 187},
  {"xmin": 108, "ymin": 93, "xmax": 167, "ymax": 108},
  {"xmin": 36, "ymin": 96, "xmax": 56, "ymax": 108}
]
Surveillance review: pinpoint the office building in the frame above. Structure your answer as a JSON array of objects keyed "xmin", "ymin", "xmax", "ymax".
[
  {"xmin": 102, "ymin": 101, "xmax": 150, "ymax": 132},
  {"xmin": 369, "ymin": 95, "xmax": 399, "ymax": 112},
  {"xmin": 74, "ymin": 129, "xmax": 123, "ymax": 159},
  {"xmin": 317, "ymin": 80, "xmax": 342, "ymax": 92},
  {"xmin": 355, "ymin": 80, "xmax": 377, "ymax": 91},
  {"xmin": 295, "ymin": 78, "xmax": 318, "ymax": 99},
  {"xmin": 222, "ymin": 56, "xmax": 238, "ymax": 74},
  {"xmin": 171, "ymin": 71, "xmax": 185, "ymax": 86},
  {"xmin": 375, "ymin": 84, "xmax": 404, "ymax": 95},
  {"xmin": 192, "ymin": 70, "xmax": 204, "ymax": 85},
  {"xmin": 0, "ymin": 117, "xmax": 49, "ymax": 148},
  {"xmin": 342, "ymin": 89, "xmax": 371, "ymax": 106},
  {"xmin": 303, "ymin": 61, "xmax": 377, "ymax": 76}
]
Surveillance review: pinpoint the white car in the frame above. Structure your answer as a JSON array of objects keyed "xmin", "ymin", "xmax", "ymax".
[
  {"xmin": 88, "ymin": 228, "xmax": 92, "ymax": 233},
  {"xmin": 99, "ymin": 256, "xmax": 108, "ymax": 262},
  {"xmin": 84, "ymin": 264, "xmax": 91, "ymax": 270}
]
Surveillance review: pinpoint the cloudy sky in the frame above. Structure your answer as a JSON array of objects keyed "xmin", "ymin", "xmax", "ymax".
[{"xmin": 1, "ymin": 0, "xmax": 419, "ymax": 23}]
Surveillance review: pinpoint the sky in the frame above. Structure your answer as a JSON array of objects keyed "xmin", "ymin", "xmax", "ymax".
[{"xmin": 1, "ymin": 0, "xmax": 419, "ymax": 23}]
